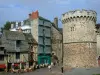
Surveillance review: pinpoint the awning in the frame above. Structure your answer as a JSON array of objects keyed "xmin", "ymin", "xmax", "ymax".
[
  {"xmin": 0, "ymin": 64, "xmax": 6, "ymax": 69},
  {"xmin": 21, "ymin": 62, "xmax": 26, "ymax": 64},
  {"xmin": 14, "ymin": 64, "xmax": 19, "ymax": 67}
]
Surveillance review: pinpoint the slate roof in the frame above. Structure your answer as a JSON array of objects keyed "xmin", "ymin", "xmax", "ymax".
[
  {"xmin": 23, "ymin": 33, "xmax": 37, "ymax": 44},
  {"xmin": 39, "ymin": 16, "xmax": 51, "ymax": 22},
  {"xmin": 52, "ymin": 23, "xmax": 63, "ymax": 34},
  {"xmin": 23, "ymin": 19, "xmax": 31, "ymax": 26},
  {"xmin": 1, "ymin": 30, "xmax": 37, "ymax": 52},
  {"xmin": 58, "ymin": 28, "xmax": 63, "ymax": 33},
  {"xmin": 4, "ymin": 30, "xmax": 25, "ymax": 40}
]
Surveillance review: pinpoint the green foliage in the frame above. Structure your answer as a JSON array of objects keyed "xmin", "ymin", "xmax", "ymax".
[
  {"xmin": 14, "ymin": 66, "xmax": 19, "ymax": 69},
  {"xmin": 3, "ymin": 21, "xmax": 11, "ymax": 30},
  {"xmin": 21, "ymin": 64, "xmax": 25, "ymax": 69},
  {"xmin": 1, "ymin": 27, "xmax": 4, "ymax": 33}
]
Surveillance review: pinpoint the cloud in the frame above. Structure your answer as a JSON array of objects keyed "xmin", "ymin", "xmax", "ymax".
[
  {"xmin": 0, "ymin": 0, "xmax": 100, "ymax": 27},
  {"xmin": 48, "ymin": 0, "xmax": 70, "ymax": 5},
  {"xmin": 0, "ymin": 4, "xmax": 32, "ymax": 27}
]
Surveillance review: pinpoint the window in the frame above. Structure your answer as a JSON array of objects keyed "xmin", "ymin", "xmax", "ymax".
[
  {"xmin": 0, "ymin": 55, "xmax": 4, "ymax": 60},
  {"xmin": 16, "ymin": 52, "xmax": 20, "ymax": 59},
  {"xmin": 71, "ymin": 27, "xmax": 74, "ymax": 31},
  {"xmin": 16, "ymin": 40, "xmax": 21, "ymax": 47},
  {"xmin": 43, "ymin": 21, "xmax": 44, "ymax": 24}
]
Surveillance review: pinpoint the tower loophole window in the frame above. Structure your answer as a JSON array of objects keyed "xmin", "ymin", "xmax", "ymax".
[{"xmin": 71, "ymin": 27, "xmax": 74, "ymax": 31}]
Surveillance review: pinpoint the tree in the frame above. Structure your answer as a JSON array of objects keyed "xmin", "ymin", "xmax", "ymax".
[
  {"xmin": 3, "ymin": 21, "xmax": 11, "ymax": 30},
  {"xmin": 1, "ymin": 27, "xmax": 4, "ymax": 33}
]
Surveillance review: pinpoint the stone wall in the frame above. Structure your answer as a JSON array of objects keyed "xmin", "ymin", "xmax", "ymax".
[
  {"xmin": 51, "ymin": 25, "xmax": 62, "ymax": 64},
  {"xmin": 33, "ymin": 45, "xmax": 38, "ymax": 61},
  {"xmin": 62, "ymin": 10, "xmax": 97, "ymax": 69},
  {"xmin": 97, "ymin": 33, "xmax": 100, "ymax": 57},
  {"xmin": 63, "ymin": 17, "xmax": 96, "ymax": 43},
  {"xmin": 63, "ymin": 43, "xmax": 97, "ymax": 68},
  {"xmin": 31, "ymin": 19, "xmax": 38, "ymax": 42},
  {"xmin": 7, "ymin": 53, "xmax": 28, "ymax": 63}
]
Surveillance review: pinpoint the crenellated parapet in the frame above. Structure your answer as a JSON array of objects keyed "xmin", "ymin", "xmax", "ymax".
[{"xmin": 62, "ymin": 9, "xmax": 97, "ymax": 24}]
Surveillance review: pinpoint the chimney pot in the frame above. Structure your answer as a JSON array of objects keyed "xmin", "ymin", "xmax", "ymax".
[
  {"xmin": 16, "ymin": 22, "xmax": 18, "ymax": 28},
  {"xmin": 29, "ymin": 13, "xmax": 31, "ymax": 19},
  {"xmin": 54, "ymin": 17, "xmax": 58, "ymax": 28},
  {"xmin": 21, "ymin": 21, "xmax": 23, "ymax": 26},
  {"xmin": 31, "ymin": 10, "xmax": 39, "ymax": 19},
  {"xmin": 11, "ymin": 24, "xmax": 14, "ymax": 29}
]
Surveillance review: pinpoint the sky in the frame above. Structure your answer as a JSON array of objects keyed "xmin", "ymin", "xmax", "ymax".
[{"xmin": 0, "ymin": 0, "xmax": 100, "ymax": 28}]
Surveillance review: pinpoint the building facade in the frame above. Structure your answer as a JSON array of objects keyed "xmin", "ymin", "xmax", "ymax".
[
  {"xmin": 96, "ymin": 24, "xmax": 100, "ymax": 57},
  {"xmin": 0, "ymin": 38, "xmax": 7, "ymax": 70},
  {"xmin": 61, "ymin": 9, "xmax": 97, "ymax": 69},
  {"xmin": 10, "ymin": 19, "xmax": 31, "ymax": 33},
  {"xmin": 30, "ymin": 11, "xmax": 52, "ymax": 65},
  {"xmin": 51, "ymin": 17, "xmax": 62, "ymax": 64},
  {"xmin": 0, "ymin": 30, "xmax": 36, "ymax": 71}
]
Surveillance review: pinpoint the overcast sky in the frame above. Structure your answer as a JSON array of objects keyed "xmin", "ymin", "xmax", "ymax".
[{"xmin": 0, "ymin": 0, "xmax": 100, "ymax": 28}]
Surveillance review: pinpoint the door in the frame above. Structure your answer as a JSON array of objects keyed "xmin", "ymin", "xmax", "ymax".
[{"xmin": 7, "ymin": 63, "xmax": 12, "ymax": 72}]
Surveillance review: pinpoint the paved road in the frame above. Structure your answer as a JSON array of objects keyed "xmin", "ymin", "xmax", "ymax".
[
  {"xmin": 0, "ymin": 66, "xmax": 63, "ymax": 75},
  {"xmin": 64, "ymin": 68, "xmax": 100, "ymax": 75}
]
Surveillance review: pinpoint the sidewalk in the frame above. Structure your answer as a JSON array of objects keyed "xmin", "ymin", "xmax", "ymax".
[
  {"xmin": 64, "ymin": 68, "xmax": 100, "ymax": 75},
  {"xmin": 50, "ymin": 65, "xmax": 64, "ymax": 75}
]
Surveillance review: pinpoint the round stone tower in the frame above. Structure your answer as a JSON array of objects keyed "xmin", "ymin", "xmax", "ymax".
[{"xmin": 61, "ymin": 9, "xmax": 97, "ymax": 69}]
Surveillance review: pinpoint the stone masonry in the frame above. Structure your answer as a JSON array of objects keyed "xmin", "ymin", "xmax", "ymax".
[
  {"xmin": 51, "ymin": 25, "xmax": 62, "ymax": 64},
  {"xmin": 61, "ymin": 9, "xmax": 98, "ymax": 69}
]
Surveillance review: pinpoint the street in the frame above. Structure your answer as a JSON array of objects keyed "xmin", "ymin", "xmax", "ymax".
[{"xmin": 0, "ymin": 66, "xmax": 63, "ymax": 75}]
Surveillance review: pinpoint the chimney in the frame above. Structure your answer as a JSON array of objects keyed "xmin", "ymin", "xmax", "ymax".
[
  {"xmin": 21, "ymin": 21, "xmax": 23, "ymax": 26},
  {"xmin": 18, "ymin": 27, "xmax": 22, "ymax": 32},
  {"xmin": 16, "ymin": 22, "xmax": 18, "ymax": 28},
  {"xmin": 11, "ymin": 24, "xmax": 14, "ymax": 29},
  {"xmin": 54, "ymin": 17, "xmax": 58, "ymax": 28},
  {"xmin": 31, "ymin": 10, "xmax": 39, "ymax": 19},
  {"xmin": 29, "ymin": 13, "xmax": 31, "ymax": 19}
]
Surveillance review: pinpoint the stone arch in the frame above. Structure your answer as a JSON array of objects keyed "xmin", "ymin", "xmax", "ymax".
[
  {"xmin": 73, "ymin": 16, "xmax": 76, "ymax": 21},
  {"xmin": 70, "ymin": 17, "xmax": 73, "ymax": 22},
  {"xmin": 77, "ymin": 16, "xmax": 80, "ymax": 18},
  {"xmin": 83, "ymin": 16, "xmax": 87, "ymax": 20},
  {"xmin": 86, "ymin": 16, "xmax": 90, "ymax": 21},
  {"xmin": 77, "ymin": 16, "xmax": 80, "ymax": 21},
  {"xmin": 64, "ymin": 19, "xmax": 66, "ymax": 24},
  {"xmin": 92, "ymin": 17, "xmax": 95, "ymax": 22},
  {"xmin": 67, "ymin": 18, "xmax": 70, "ymax": 22},
  {"xmin": 80, "ymin": 16, "xmax": 83, "ymax": 20},
  {"xmin": 90, "ymin": 16, "xmax": 93, "ymax": 21},
  {"xmin": 65, "ymin": 18, "xmax": 68, "ymax": 23}
]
